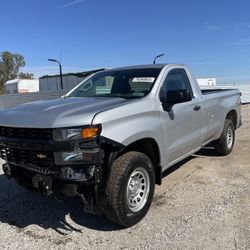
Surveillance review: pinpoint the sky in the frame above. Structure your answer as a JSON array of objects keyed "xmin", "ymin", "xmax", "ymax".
[{"xmin": 1, "ymin": 0, "xmax": 250, "ymax": 84}]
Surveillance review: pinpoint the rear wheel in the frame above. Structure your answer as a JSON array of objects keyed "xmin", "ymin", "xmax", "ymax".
[
  {"xmin": 214, "ymin": 119, "xmax": 235, "ymax": 155},
  {"xmin": 104, "ymin": 151, "xmax": 155, "ymax": 227}
]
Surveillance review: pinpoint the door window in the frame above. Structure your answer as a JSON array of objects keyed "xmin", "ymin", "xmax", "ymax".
[{"xmin": 160, "ymin": 69, "xmax": 193, "ymax": 99}]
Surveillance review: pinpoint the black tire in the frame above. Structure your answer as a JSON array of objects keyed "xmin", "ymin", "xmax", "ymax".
[
  {"xmin": 214, "ymin": 119, "xmax": 235, "ymax": 155},
  {"xmin": 104, "ymin": 151, "xmax": 155, "ymax": 227}
]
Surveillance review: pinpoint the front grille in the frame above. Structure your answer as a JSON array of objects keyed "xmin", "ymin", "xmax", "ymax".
[
  {"xmin": 0, "ymin": 146, "xmax": 54, "ymax": 169},
  {"xmin": 0, "ymin": 126, "xmax": 52, "ymax": 140}
]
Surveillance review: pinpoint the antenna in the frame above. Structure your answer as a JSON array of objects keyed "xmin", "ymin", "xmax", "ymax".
[
  {"xmin": 60, "ymin": 49, "xmax": 62, "ymax": 64},
  {"xmin": 153, "ymin": 54, "xmax": 165, "ymax": 64}
]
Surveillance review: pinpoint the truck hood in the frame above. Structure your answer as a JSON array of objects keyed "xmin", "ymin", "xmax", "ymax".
[{"xmin": 0, "ymin": 97, "xmax": 129, "ymax": 128}]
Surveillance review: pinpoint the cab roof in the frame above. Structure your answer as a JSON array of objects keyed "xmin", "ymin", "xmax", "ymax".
[{"xmin": 109, "ymin": 64, "xmax": 184, "ymax": 71}]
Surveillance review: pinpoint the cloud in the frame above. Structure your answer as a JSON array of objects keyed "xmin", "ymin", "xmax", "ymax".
[
  {"xmin": 235, "ymin": 39, "xmax": 250, "ymax": 46},
  {"xmin": 57, "ymin": 0, "xmax": 86, "ymax": 9},
  {"xmin": 207, "ymin": 25, "xmax": 220, "ymax": 30},
  {"xmin": 206, "ymin": 22, "xmax": 250, "ymax": 32},
  {"xmin": 205, "ymin": 22, "xmax": 220, "ymax": 30}
]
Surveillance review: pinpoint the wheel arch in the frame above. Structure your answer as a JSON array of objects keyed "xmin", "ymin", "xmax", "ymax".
[
  {"xmin": 226, "ymin": 110, "xmax": 237, "ymax": 129},
  {"xmin": 119, "ymin": 138, "xmax": 162, "ymax": 185}
]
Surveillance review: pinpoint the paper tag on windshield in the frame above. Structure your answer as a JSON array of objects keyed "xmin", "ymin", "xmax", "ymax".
[{"xmin": 132, "ymin": 77, "xmax": 155, "ymax": 83}]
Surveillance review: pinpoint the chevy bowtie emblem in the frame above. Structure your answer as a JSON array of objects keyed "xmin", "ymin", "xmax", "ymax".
[{"xmin": 37, "ymin": 154, "xmax": 46, "ymax": 159}]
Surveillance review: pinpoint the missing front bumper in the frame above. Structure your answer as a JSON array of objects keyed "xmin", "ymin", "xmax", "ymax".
[{"xmin": 2, "ymin": 162, "xmax": 105, "ymax": 214}]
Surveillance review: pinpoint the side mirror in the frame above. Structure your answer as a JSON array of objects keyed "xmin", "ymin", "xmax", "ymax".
[{"xmin": 161, "ymin": 89, "xmax": 192, "ymax": 111}]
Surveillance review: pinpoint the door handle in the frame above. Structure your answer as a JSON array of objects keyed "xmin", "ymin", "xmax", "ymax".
[{"xmin": 193, "ymin": 105, "xmax": 201, "ymax": 111}]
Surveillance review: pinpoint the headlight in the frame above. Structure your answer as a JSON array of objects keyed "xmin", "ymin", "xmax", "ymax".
[
  {"xmin": 53, "ymin": 127, "xmax": 82, "ymax": 141},
  {"xmin": 52, "ymin": 125, "xmax": 101, "ymax": 141},
  {"xmin": 54, "ymin": 149, "xmax": 100, "ymax": 165}
]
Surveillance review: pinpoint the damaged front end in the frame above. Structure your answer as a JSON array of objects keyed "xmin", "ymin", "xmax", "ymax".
[{"xmin": 0, "ymin": 125, "xmax": 123, "ymax": 213}]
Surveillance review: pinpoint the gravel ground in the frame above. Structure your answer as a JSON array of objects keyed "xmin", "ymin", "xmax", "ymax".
[{"xmin": 0, "ymin": 105, "xmax": 249, "ymax": 250}]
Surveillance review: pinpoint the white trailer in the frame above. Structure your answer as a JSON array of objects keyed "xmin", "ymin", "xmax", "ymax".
[
  {"xmin": 197, "ymin": 78, "xmax": 216, "ymax": 86},
  {"xmin": 5, "ymin": 79, "xmax": 39, "ymax": 94}
]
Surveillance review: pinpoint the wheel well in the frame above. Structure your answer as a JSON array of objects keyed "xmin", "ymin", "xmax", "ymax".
[
  {"xmin": 121, "ymin": 138, "xmax": 162, "ymax": 185},
  {"xmin": 226, "ymin": 110, "xmax": 237, "ymax": 128}
]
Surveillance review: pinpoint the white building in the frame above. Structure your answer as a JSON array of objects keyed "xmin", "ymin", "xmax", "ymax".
[
  {"xmin": 5, "ymin": 79, "xmax": 39, "ymax": 94},
  {"xmin": 197, "ymin": 78, "xmax": 216, "ymax": 86}
]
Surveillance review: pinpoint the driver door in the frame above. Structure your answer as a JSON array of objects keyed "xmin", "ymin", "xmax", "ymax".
[{"xmin": 159, "ymin": 68, "xmax": 205, "ymax": 167}]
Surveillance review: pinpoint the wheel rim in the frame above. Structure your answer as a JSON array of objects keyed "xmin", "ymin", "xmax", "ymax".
[
  {"xmin": 226, "ymin": 126, "xmax": 233, "ymax": 149},
  {"xmin": 126, "ymin": 167, "xmax": 150, "ymax": 212}
]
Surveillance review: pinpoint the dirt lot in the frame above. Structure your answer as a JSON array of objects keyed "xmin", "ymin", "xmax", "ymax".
[{"xmin": 0, "ymin": 105, "xmax": 249, "ymax": 250}]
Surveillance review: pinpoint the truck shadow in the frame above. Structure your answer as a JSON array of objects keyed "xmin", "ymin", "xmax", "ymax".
[
  {"xmin": 162, "ymin": 156, "xmax": 195, "ymax": 178},
  {"xmin": 195, "ymin": 146, "xmax": 224, "ymax": 157},
  {"xmin": 0, "ymin": 147, "xmax": 220, "ymax": 234},
  {"xmin": 0, "ymin": 174, "xmax": 123, "ymax": 234},
  {"xmin": 162, "ymin": 146, "xmax": 222, "ymax": 179}
]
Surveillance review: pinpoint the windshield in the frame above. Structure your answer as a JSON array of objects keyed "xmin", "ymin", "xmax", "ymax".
[{"xmin": 67, "ymin": 68, "xmax": 162, "ymax": 99}]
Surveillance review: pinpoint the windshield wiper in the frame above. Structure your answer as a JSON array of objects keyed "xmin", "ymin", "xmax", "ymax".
[
  {"xmin": 67, "ymin": 94, "xmax": 142, "ymax": 99},
  {"xmin": 93, "ymin": 94, "xmax": 142, "ymax": 99}
]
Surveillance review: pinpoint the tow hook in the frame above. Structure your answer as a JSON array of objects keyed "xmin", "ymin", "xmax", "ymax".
[{"xmin": 32, "ymin": 175, "xmax": 53, "ymax": 196}]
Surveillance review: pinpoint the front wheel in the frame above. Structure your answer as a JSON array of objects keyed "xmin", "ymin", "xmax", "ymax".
[
  {"xmin": 214, "ymin": 119, "xmax": 235, "ymax": 155},
  {"xmin": 104, "ymin": 151, "xmax": 155, "ymax": 227}
]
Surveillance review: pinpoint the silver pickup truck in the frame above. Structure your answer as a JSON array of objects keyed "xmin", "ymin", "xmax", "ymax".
[{"xmin": 0, "ymin": 64, "xmax": 241, "ymax": 227}]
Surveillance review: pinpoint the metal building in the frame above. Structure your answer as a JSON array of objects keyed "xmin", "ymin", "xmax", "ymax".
[{"xmin": 39, "ymin": 68, "xmax": 106, "ymax": 92}]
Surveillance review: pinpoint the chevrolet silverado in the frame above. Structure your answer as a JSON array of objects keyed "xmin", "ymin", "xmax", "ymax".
[{"xmin": 0, "ymin": 64, "xmax": 241, "ymax": 227}]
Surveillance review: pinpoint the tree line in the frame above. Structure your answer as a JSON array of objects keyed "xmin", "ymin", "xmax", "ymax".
[{"xmin": 0, "ymin": 51, "xmax": 34, "ymax": 94}]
